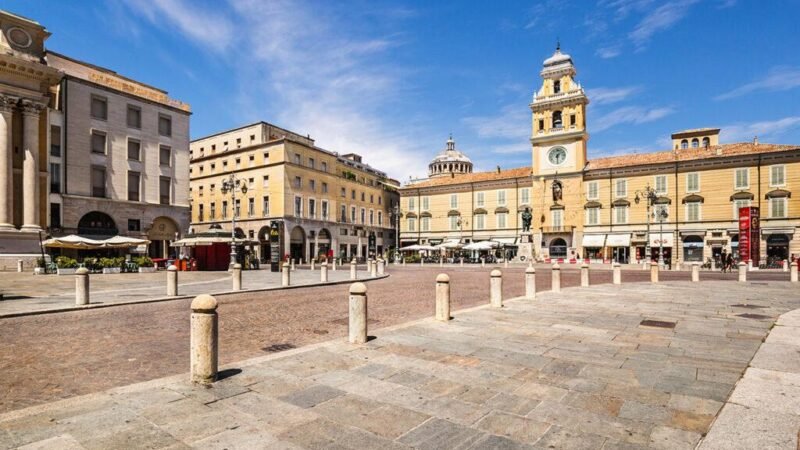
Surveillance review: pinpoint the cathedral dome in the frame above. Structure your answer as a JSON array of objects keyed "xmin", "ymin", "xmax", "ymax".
[
  {"xmin": 543, "ymin": 48, "xmax": 572, "ymax": 67},
  {"xmin": 428, "ymin": 135, "xmax": 473, "ymax": 178}
]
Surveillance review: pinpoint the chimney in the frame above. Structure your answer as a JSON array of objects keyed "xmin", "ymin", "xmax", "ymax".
[{"xmin": 753, "ymin": 135, "xmax": 759, "ymax": 146}]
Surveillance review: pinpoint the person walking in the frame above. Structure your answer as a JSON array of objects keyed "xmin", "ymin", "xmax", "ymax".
[
  {"xmin": 720, "ymin": 250, "xmax": 727, "ymax": 273},
  {"xmin": 726, "ymin": 253, "xmax": 734, "ymax": 274}
]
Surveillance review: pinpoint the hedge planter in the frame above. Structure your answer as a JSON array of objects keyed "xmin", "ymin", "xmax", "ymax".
[
  {"xmin": 102, "ymin": 268, "xmax": 122, "ymax": 274},
  {"xmin": 138, "ymin": 267, "xmax": 157, "ymax": 273},
  {"xmin": 57, "ymin": 268, "xmax": 78, "ymax": 276}
]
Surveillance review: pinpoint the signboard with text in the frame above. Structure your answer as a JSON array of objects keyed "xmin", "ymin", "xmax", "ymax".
[
  {"xmin": 738, "ymin": 207, "xmax": 760, "ymax": 265},
  {"xmin": 269, "ymin": 221, "xmax": 281, "ymax": 272}
]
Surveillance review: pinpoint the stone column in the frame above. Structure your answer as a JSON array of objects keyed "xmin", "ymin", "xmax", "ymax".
[
  {"xmin": 190, "ymin": 294, "xmax": 218, "ymax": 385},
  {"xmin": 75, "ymin": 267, "xmax": 90, "ymax": 305},
  {"xmin": 0, "ymin": 96, "xmax": 15, "ymax": 231},
  {"xmin": 232, "ymin": 263, "xmax": 242, "ymax": 291},
  {"xmin": 321, "ymin": 262, "xmax": 328, "ymax": 282},
  {"xmin": 613, "ymin": 262, "xmax": 621, "ymax": 285},
  {"xmin": 21, "ymin": 101, "xmax": 45, "ymax": 231},
  {"xmin": 435, "ymin": 274, "xmax": 450, "ymax": 321},
  {"xmin": 738, "ymin": 262, "xmax": 747, "ymax": 282},
  {"xmin": 167, "ymin": 265, "xmax": 178, "ymax": 296},
  {"xmin": 525, "ymin": 266, "xmax": 536, "ymax": 299},
  {"xmin": 282, "ymin": 262, "xmax": 290, "ymax": 286},
  {"xmin": 580, "ymin": 263, "xmax": 589, "ymax": 287},
  {"xmin": 692, "ymin": 263, "xmax": 700, "ymax": 282},
  {"xmin": 650, "ymin": 262, "xmax": 659, "ymax": 283},
  {"xmin": 350, "ymin": 259, "xmax": 357, "ymax": 280},
  {"xmin": 551, "ymin": 263, "xmax": 561, "ymax": 293},
  {"xmin": 490, "ymin": 269, "xmax": 503, "ymax": 307},
  {"xmin": 348, "ymin": 282, "xmax": 368, "ymax": 344},
  {"xmin": 791, "ymin": 261, "xmax": 798, "ymax": 283}
]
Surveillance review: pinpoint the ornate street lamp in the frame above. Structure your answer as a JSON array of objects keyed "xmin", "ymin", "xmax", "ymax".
[
  {"xmin": 390, "ymin": 203, "xmax": 401, "ymax": 262},
  {"xmin": 220, "ymin": 174, "xmax": 248, "ymax": 268},
  {"xmin": 655, "ymin": 207, "xmax": 669, "ymax": 268},
  {"xmin": 634, "ymin": 184, "xmax": 658, "ymax": 264}
]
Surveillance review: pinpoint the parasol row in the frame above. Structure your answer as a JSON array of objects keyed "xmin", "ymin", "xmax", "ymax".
[{"xmin": 43, "ymin": 235, "xmax": 151, "ymax": 249}]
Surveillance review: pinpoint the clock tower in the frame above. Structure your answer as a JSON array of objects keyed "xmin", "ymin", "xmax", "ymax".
[{"xmin": 530, "ymin": 44, "xmax": 589, "ymax": 176}]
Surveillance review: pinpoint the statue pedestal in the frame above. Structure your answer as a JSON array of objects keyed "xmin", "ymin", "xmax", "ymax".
[{"xmin": 517, "ymin": 232, "xmax": 534, "ymax": 263}]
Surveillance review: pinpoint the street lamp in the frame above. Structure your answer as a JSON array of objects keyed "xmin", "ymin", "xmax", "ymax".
[
  {"xmin": 655, "ymin": 207, "xmax": 669, "ymax": 268},
  {"xmin": 634, "ymin": 184, "xmax": 658, "ymax": 264},
  {"xmin": 220, "ymin": 174, "xmax": 248, "ymax": 267},
  {"xmin": 391, "ymin": 203, "xmax": 402, "ymax": 262}
]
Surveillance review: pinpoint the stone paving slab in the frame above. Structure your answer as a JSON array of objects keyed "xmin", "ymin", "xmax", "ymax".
[{"xmin": 1, "ymin": 280, "xmax": 799, "ymax": 449}]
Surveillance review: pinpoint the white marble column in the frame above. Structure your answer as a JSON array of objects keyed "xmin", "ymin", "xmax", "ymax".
[
  {"xmin": 0, "ymin": 96, "xmax": 15, "ymax": 231},
  {"xmin": 21, "ymin": 100, "xmax": 45, "ymax": 231}
]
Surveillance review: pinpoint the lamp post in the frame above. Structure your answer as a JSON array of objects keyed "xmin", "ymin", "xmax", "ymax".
[
  {"xmin": 220, "ymin": 174, "xmax": 248, "ymax": 268},
  {"xmin": 656, "ymin": 208, "xmax": 668, "ymax": 268},
  {"xmin": 391, "ymin": 204, "xmax": 401, "ymax": 262},
  {"xmin": 634, "ymin": 184, "xmax": 658, "ymax": 264}
]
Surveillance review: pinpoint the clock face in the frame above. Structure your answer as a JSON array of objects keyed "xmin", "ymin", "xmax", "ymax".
[{"xmin": 548, "ymin": 147, "xmax": 567, "ymax": 165}]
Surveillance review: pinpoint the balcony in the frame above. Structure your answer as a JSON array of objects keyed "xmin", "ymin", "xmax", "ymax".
[{"xmin": 541, "ymin": 226, "xmax": 574, "ymax": 233}]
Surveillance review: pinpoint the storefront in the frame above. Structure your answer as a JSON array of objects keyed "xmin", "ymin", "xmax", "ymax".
[
  {"xmin": 606, "ymin": 233, "xmax": 631, "ymax": 264},
  {"xmin": 581, "ymin": 234, "xmax": 605, "ymax": 262},
  {"xmin": 649, "ymin": 232, "xmax": 673, "ymax": 265},
  {"xmin": 766, "ymin": 234, "xmax": 790, "ymax": 263},
  {"xmin": 682, "ymin": 235, "xmax": 704, "ymax": 262}
]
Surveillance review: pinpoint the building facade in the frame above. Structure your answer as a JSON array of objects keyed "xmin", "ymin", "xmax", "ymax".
[
  {"xmin": 0, "ymin": 10, "xmax": 191, "ymax": 268},
  {"xmin": 400, "ymin": 46, "xmax": 799, "ymax": 266},
  {"xmin": 189, "ymin": 122, "xmax": 400, "ymax": 262}
]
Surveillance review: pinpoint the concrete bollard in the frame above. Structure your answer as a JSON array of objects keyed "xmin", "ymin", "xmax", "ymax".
[
  {"xmin": 525, "ymin": 266, "xmax": 536, "ymax": 299},
  {"xmin": 350, "ymin": 259, "xmax": 358, "ymax": 280},
  {"xmin": 348, "ymin": 283, "xmax": 368, "ymax": 344},
  {"xmin": 747, "ymin": 259, "xmax": 753, "ymax": 271},
  {"xmin": 580, "ymin": 263, "xmax": 589, "ymax": 287},
  {"xmin": 711, "ymin": 259, "xmax": 716, "ymax": 271},
  {"xmin": 332, "ymin": 258, "xmax": 337, "ymax": 271},
  {"xmin": 460, "ymin": 257, "xmax": 464, "ymax": 267},
  {"xmin": 650, "ymin": 262, "xmax": 659, "ymax": 283},
  {"xmin": 377, "ymin": 259, "xmax": 385, "ymax": 275},
  {"xmin": 692, "ymin": 263, "xmax": 700, "ymax": 282},
  {"xmin": 370, "ymin": 259, "xmax": 378, "ymax": 278},
  {"xmin": 75, "ymin": 267, "xmax": 90, "ymax": 305},
  {"xmin": 311, "ymin": 260, "xmax": 315, "ymax": 271},
  {"xmin": 738, "ymin": 262, "xmax": 747, "ymax": 282},
  {"xmin": 490, "ymin": 269, "xmax": 503, "ymax": 307},
  {"xmin": 783, "ymin": 259, "xmax": 788, "ymax": 272},
  {"xmin": 613, "ymin": 262, "xmax": 621, "ymax": 285},
  {"xmin": 439, "ymin": 257, "xmax": 443, "ymax": 267},
  {"xmin": 436, "ymin": 274, "xmax": 450, "ymax": 321},
  {"xmin": 282, "ymin": 262, "xmax": 291, "ymax": 287},
  {"xmin": 481, "ymin": 258, "xmax": 485, "ymax": 268},
  {"xmin": 290, "ymin": 259, "xmax": 295, "ymax": 271},
  {"xmin": 791, "ymin": 261, "xmax": 798, "ymax": 283},
  {"xmin": 232, "ymin": 263, "xmax": 242, "ymax": 291},
  {"xmin": 17, "ymin": 259, "xmax": 23, "ymax": 273},
  {"xmin": 675, "ymin": 261, "xmax": 682, "ymax": 272},
  {"xmin": 420, "ymin": 258, "xmax": 424, "ymax": 267},
  {"xmin": 551, "ymin": 263, "xmax": 561, "ymax": 293},
  {"xmin": 321, "ymin": 262, "xmax": 328, "ymax": 282},
  {"xmin": 167, "ymin": 264, "xmax": 178, "ymax": 296},
  {"xmin": 402, "ymin": 258, "xmax": 406, "ymax": 266},
  {"xmin": 190, "ymin": 294, "xmax": 218, "ymax": 385},
  {"xmin": 504, "ymin": 259, "xmax": 509, "ymax": 268}
]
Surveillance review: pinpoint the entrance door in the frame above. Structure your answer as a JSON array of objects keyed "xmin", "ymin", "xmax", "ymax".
[{"xmin": 767, "ymin": 234, "xmax": 790, "ymax": 265}]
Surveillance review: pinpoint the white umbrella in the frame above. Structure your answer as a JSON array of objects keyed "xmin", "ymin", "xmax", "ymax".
[
  {"xmin": 102, "ymin": 236, "xmax": 151, "ymax": 248},
  {"xmin": 435, "ymin": 240, "xmax": 463, "ymax": 250},
  {"xmin": 463, "ymin": 241, "xmax": 496, "ymax": 251},
  {"xmin": 43, "ymin": 235, "xmax": 105, "ymax": 249}
]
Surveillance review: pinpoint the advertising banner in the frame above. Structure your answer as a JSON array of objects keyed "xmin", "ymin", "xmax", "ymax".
[{"xmin": 738, "ymin": 207, "xmax": 760, "ymax": 265}]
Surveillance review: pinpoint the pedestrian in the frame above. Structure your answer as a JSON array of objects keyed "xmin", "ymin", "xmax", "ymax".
[
  {"xmin": 726, "ymin": 253, "xmax": 733, "ymax": 273},
  {"xmin": 720, "ymin": 250, "xmax": 727, "ymax": 272}
]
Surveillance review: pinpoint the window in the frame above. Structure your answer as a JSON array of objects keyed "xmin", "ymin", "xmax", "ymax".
[
  {"xmin": 691, "ymin": 138, "xmax": 699, "ymax": 148},
  {"xmin": 553, "ymin": 79, "xmax": 561, "ymax": 94},
  {"xmin": 210, "ymin": 202, "xmax": 216, "ymax": 219},
  {"xmin": 50, "ymin": 125, "xmax": 61, "ymax": 157},
  {"xmin": 128, "ymin": 139, "xmax": 141, "ymax": 161},
  {"xmin": 322, "ymin": 200, "xmax": 329, "ymax": 219},
  {"xmin": 127, "ymin": 105, "xmax": 141, "ymax": 128},
  {"xmin": 538, "ymin": 119, "xmax": 544, "ymax": 131},
  {"xmin": 322, "ymin": 182, "xmax": 328, "ymax": 194},
  {"xmin": 159, "ymin": 145, "xmax": 171, "ymax": 166},
  {"xmin": 422, "ymin": 196, "xmax": 430, "ymax": 211},
  {"xmin": 49, "ymin": 163, "xmax": 60, "ymax": 194},
  {"xmin": 475, "ymin": 214, "xmax": 485, "ymax": 230},
  {"xmin": 379, "ymin": 197, "xmax": 382, "ymax": 205},
  {"xmin": 91, "ymin": 131, "xmax": 106, "ymax": 154},
  {"xmin": 223, "ymin": 160, "xmax": 229, "ymax": 170},
  {"xmin": 614, "ymin": 206, "xmax": 628, "ymax": 224},
  {"xmin": 308, "ymin": 158, "xmax": 315, "ymax": 169},
  {"xmin": 294, "ymin": 196, "xmax": 302, "ymax": 217},
  {"xmin": 770, "ymin": 197, "xmax": 787, "ymax": 218},
  {"xmin": 128, "ymin": 219, "xmax": 140, "ymax": 232},
  {"xmin": 770, "ymin": 165, "xmax": 786, "ymax": 187},
  {"xmin": 361, "ymin": 192, "xmax": 365, "ymax": 201},
  {"xmin": 735, "ymin": 168, "xmax": 749, "ymax": 189},
  {"xmin": 158, "ymin": 114, "xmax": 172, "ymax": 137},
  {"xmin": 236, "ymin": 138, "xmax": 242, "ymax": 148},
  {"xmin": 351, "ymin": 190, "xmax": 356, "ymax": 200},
  {"xmin": 309, "ymin": 199, "xmax": 316, "ymax": 218},
  {"xmin": 90, "ymin": 95, "xmax": 107, "ymax": 120},
  {"xmin": 263, "ymin": 151, "xmax": 269, "ymax": 161},
  {"xmin": 520, "ymin": 188, "xmax": 531, "ymax": 204},
  {"xmin": 655, "ymin": 175, "xmax": 668, "ymax": 194},
  {"xmin": 127, "ymin": 171, "xmax": 140, "ymax": 201},
  {"xmin": 159, "ymin": 177, "xmax": 171, "ymax": 205},
  {"xmin": 198, "ymin": 186, "xmax": 204, "ymax": 197},
  {"xmin": 262, "ymin": 196, "xmax": 269, "ymax": 216},
  {"xmin": 91, "ymin": 166, "xmax": 106, "ymax": 197},
  {"xmin": 686, "ymin": 202, "xmax": 701, "ymax": 222},
  {"xmin": 309, "ymin": 179, "xmax": 316, "ymax": 192},
  {"xmin": 449, "ymin": 215, "xmax": 459, "ymax": 231},
  {"xmin": 497, "ymin": 190, "xmax": 507, "ymax": 206},
  {"xmin": 680, "ymin": 139, "xmax": 688, "ymax": 149},
  {"xmin": 341, "ymin": 187, "xmax": 346, "ymax": 197},
  {"xmin": 294, "ymin": 176, "xmax": 302, "ymax": 188},
  {"xmin": 321, "ymin": 161, "xmax": 327, "ymax": 172},
  {"xmin": 476, "ymin": 192, "xmax": 485, "ymax": 207},
  {"xmin": 360, "ymin": 208, "xmax": 366, "ymax": 224},
  {"xmin": 222, "ymin": 201, "xmax": 228, "ymax": 219},
  {"xmin": 377, "ymin": 211, "xmax": 382, "ymax": 226},
  {"xmin": 586, "ymin": 181, "xmax": 598, "ymax": 200},
  {"xmin": 497, "ymin": 213, "xmax": 507, "ymax": 229},
  {"xmin": 733, "ymin": 199, "xmax": 750, "ymax": 219},
  {"xmin": 198, "ymin": 204, "xmax": 204, "ymax": 222},
  {"xmin": 249, "ymin": 155, "xmax": 255, "ymax": 167},
  {"xmin": 686, "ymin": 172, "xmax": 699, "ymax": 193},
  {"xmin": 369, "ymin": 210, "xmax": 374, "ymax": 225},
  {"xmin": 421, "ymin": 217, "xmax": 430, "ymax": 231},
  {"xmin": 407, "ymin": 217, "xmax": 416, "ymax": 232},
  {"xmin": 586, "ymin": 207, "xmax": 599, "ymax": 225},
  {"xmin": 553, "ymin": 110, "xmax": 563, "ymax": 129},
  {"xmin": 450, "ymin": 194, "xmax": 458, "ymax": 209},
  {"xmin": 351, "ymin": 206, "xmax": 356, "ymax": 222},
  {"xmin": 701, "ymin": 137, "xmax": 710, "ymax": 147},
  {"xmin": 370, "ymin": 194, "xmax": 374, "ymax": 204},
  {"xmin": 294, "ymin": 153, "xmax": 301, "ymax": 164},
  {"xmin": 210, "ymin": 184, "xmax": 215, "ymax": 194},
  {"xmin": 340, "ymin": 205, "xmax": 347, "ymax": 222},
  {"xmin": 235, "ymin": 158, "xmax": 241, "ymax": 169},
  {"xmin": 262, "ymin": 175, "xmax": 269, "ymax": 187},
  {"xmin": 570, "ymin": 114, "xmax": 576, "ymax": 127},
  {"xmin": 615, "ymin": 179, "xmax": 627, "ymax": 198},
  {"xmin": 50, "ymin": 203, "xmax": 61, "ymax": 228},
  {"xmin": 248, "ymin": 198, "xmax": 254, "ymax": 217},
  {"xmin": 408, "ymin": 197, "xmax": 416, "ymax": 210},
  {"xmin": 552, "ymin": 209, "xmax": 563, "ymax": 228}
]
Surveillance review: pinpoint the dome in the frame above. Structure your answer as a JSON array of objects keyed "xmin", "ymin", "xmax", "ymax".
[
  {"xmin": 428, "ymin": 135, "xmax": 474, "ymax": 178},
  {"xmin": 543, "ymin": 48, "xmax": 572, "ymax": 67}
]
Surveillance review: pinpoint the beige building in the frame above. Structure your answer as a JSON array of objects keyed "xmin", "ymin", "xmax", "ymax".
[
  {"xmin": 0, "ymin": 10, "xmax": 191, "ymax": 268},
  {"xmin": 400, "ymin": 46, "xmax": 800, "ymax": 267},
  {"xmin": 189, "ymin": 122, "xmax": 400, "ymax": 263}
]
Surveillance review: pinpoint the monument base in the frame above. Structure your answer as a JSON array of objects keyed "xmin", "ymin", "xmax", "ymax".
[{"xmin": 516, "ymin": 232, "xmax": 534, "ymax": 263}]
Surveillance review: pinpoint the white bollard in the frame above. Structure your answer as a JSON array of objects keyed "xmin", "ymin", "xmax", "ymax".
[
  {"xmin": 17, "ymin": 259, "xmax": 23, "ymax": 273},
  {"xmin": 350, "ymin": 259, "xmax": 358, "ymax": 280},
  {"xmin": 551, "ymin": 263, "xmax": 561, "ymax": 293},
  {"xmin": 321, "ymin": 262, "xmax": 328, "ymax": 282},
  {"xmin": 525, "ymin": 266, "xmax": 536, "ymax": 299},
  {"xmin": 370, "ymin": 259, "xmax": 377, "ymax": 278},
  {"xmin": 167, "ymin": 264, "xmax": 178, "ymax": 296},
  {"xmin": 290, "ymin": 258, "xmax": 296, "ymax": 272},
  {"xmin": 613, "ymin": 262, "xmax": 621, "ymax": 285},
  {"xmin": 460, "ymin": 257, "xmax": 464, "ymax": 267},
  {"xmin": 791, "ymin": 261, "xmax": 798, "ymax": 283},
  {"xmin": 377, "ymin": 259, "xmax": 385, "ymax": 275},
  {"xmin": 711, "ymin": 259, "xmax": 716, "ymax": 271},
  {"xmin": 650, "ymin": 262, "xmax": 659, "ymax": 283},
  {"xmin": 75, "ymin": 267, "xmax": 90, "ymax": 305},
  {"xmin": 580, "ymin": 263, "xmax": 589, "ymax": 287},
  {"xmin": 692, "ymin": 263, "xmax": 700, "ymax": 282},
  {"xmin": 490, "ymin": 269, "xmax": 503, "ymax": 307},
  {"xmin": 436, "ymin": 274, "xmax": 450, "ymax": 321},
  {"xmin": 282, "ymin": 262, "xmax": 290, "ymax": 287},
  {"xmin": 504, "ymin": 259, "xmax": 509, "ymax": 269},
  {"xmin": 332, "ymin": 258, "xmax": 337, "ymax": 271},
  {"xmin": 311, "ymin": 259, "xmax": 315, "ymax": 271},
  {"xmin": 747, "ymin": 259, "xmax": 753, "ymax": 271},
  {"xmin": 232, "ymin": 263, "xmax": 242, "ymax": 291},
  {"xmin": 738, "ymin": 262, "xmax": 747, "ymax": 282},
  {"xmin": 402, "ymin": 258, "xmax": 406, "ymax": 267},
  {"xmin": 481, "ymin": 258, "xmax": 485, "ymax": 268},
  {"xmin": 420, "ymin": 258, "xmax": 424, "ymax": 267},
  {"xmin": 348, "ymin": 282, "xmax": 368, "ymax": 344},
  {"xmin": 439, "ymin": 256, "xmax": 443, "ymax": 267},
  {"xmin": 190, "ymin": 294, "xmax": 218, "ymax": 385},
  {"xmin": 783, "ymin": 259, "xmax": 789, "ymax": 272}
]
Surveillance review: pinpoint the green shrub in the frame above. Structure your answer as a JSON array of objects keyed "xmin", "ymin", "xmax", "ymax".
[
  {"xmin": 55, "ymin": 256, "xmax": 78, "ymax": 269},
  {"xmin": 133, "ymin": 256, "xmax": 153, "ymax": 267}
]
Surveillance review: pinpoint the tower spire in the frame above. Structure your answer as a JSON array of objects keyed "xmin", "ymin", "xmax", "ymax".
[{"xmin": 556, "ymin": 38, "xmax": 560, "ymax": 51}]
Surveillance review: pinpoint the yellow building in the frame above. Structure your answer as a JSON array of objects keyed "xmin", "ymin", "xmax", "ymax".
[
  {"xmin": 400, "ymin": 46, "xmax": 799, "ymax": 267},
  {"xmin": 189, "ymin": 122, "xmax": 399, "ymax": 263}
]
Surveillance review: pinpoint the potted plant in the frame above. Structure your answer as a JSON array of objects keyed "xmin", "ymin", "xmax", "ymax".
[
  {"xmin": 135, "ymin": 256, "xmax": 156, "ymax": 273},
  {"xmin": 100, "ymin": 257, "xmax": 121, "ymax": 274},
  {"xmin": 55, "ymin": 256, "xmax": 78, "ymax": 275}
]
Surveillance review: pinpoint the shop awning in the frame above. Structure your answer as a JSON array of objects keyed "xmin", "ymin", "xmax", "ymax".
[
  {"xmin": 649, "ymin": 233, "xmax": 674, "ymax": 247},
  {"xmin": 171, "ymin": 236, "xmax": 257, "ymax": 247},
  {"xmin": 43, "ymin": 234, "xmax": 151, "ymax": 249},
  {"xmin": 606, "ymin": 233, "xmax": 631, "ymax": 247},
  {"xmin": 493, "ymin": 237, "xmax": 517, "ymax": 245},
  {"xmin": 581, "ymin": 234, "xmax": 606, "ymax": 247}
]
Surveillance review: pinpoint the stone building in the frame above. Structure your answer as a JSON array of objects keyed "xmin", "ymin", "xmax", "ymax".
[
  {"xmin": 189, "ymin": 122, "xmax": 400, "ymax": 262},
  {"xmin": 400, "ymin": 46, "xmax": 799, "ymax": 267},
  {"xmin": 0, "ymin": 10, "xmax": 191, "ymax": 268}
]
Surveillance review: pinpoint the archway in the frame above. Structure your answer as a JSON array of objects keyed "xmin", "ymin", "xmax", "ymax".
[
  {"xmin": 549, "ymin": 238, "xmax": 567, "ymax": 259},
  {"xmin": 258, "ymin": 226, "xmax": 271, "ymax": 263},
  {"xmin": 78, "ymin": 211, "xmax": 117, "ymax": 237},
  {"xmin": 682, "ymin": 235, "xmax": 703, "ymax": 262},
  {"xmin": 147, "ymin": 216, "xmax": 179, "ymax": 259},
  {"xmin": 290, "ymin": 226, "xmax": 306, "ymax": 262},
  {"xmin": 316, "ymin": 228, "xmax": 332, "ymax": 260}
]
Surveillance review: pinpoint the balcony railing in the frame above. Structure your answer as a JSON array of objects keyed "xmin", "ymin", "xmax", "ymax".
[{"xmin": 541, "ymin": 226, "xmax": 574, "ymax": 233}]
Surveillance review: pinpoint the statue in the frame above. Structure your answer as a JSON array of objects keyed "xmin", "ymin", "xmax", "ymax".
[
  {"xmin": 552, "ymin": 180, "xmax": 563, "ymax": 202},
  {"xmin": 521, "ymin": 207, "xmax": 532, "ymax": 233}
]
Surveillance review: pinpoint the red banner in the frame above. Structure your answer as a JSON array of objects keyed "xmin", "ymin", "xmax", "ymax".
[{"xmin": 738, "ymin": 207, "xmax": 760, "ymax": 265}]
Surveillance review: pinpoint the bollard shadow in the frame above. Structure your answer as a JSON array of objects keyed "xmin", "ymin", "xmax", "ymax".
[
  {"xmin": 217, "ymin": 368, "xmax": 242, "ymax": 381},
  {"xmin": 366, "ymin": 335, "xmax": 378, "ymax": 342}
]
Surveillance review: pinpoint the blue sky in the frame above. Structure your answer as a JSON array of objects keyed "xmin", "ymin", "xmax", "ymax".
[{"xmin": 7, "ymin": 0, "xmax": 800, "ymax": 180}]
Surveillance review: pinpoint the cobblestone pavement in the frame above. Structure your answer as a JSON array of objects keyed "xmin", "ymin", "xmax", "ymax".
[
  {"xmin": 1, "ymin": 280, "xmax": 798, "ymax": 449},
  {"xmin": 0, "ymin": 266, "xmax": 790, "ymax": 414}
]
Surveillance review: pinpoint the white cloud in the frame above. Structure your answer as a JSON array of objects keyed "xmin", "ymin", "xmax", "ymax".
[
  {"xmin": 462, "ymin": 104, "xmax": 530, "ymax": 140},
  {"xmin": 629, "ymin": 0, "xmax": 699, "ymax": 48},
  {"xmin": 595, "ymin": 45, "xmax": 622, "ymax": 59},
  {"xmin": 715, "ymin": 66, "xmax": 800, "ymax": 100},
  {"xmin": 491, "ymin": 143, "xmax": 530, "ymax": 155},
  {"xmin": 586, "ymin": 86, "xmax": 642, "ymax": 105},
  {"xmin": 593, "ymin": 105, "xmax": 675, "ymax": 132},
  {"xmin": 720, "ymin": 116, "xmax": 800, "ymax": 142}
]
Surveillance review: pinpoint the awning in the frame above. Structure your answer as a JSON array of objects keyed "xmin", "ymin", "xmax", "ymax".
[
  {"xmin": 43, "ymin": 234, "xmax": 151, "ymax": 249},
  {"xmin": 171, "ymin": 236, "xmax": 257, "ymax": 247},
  {"xmin": 493, "ymin": 237, "xmax": 517, "ymax": 245},
  {"xmin": 581, "ymin": 234, "xmax": 606, "ymax": 247},
  {"xmin": 463, "ymin": 241, "xmax": 497, "ymax": 250},
  {"xmin": 649, "ymin": 233, "xmax": 674, "ymax": 247},
  {"xmin": 606, "ymin": 233, "xmax": 631, "ymax": 247}
]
